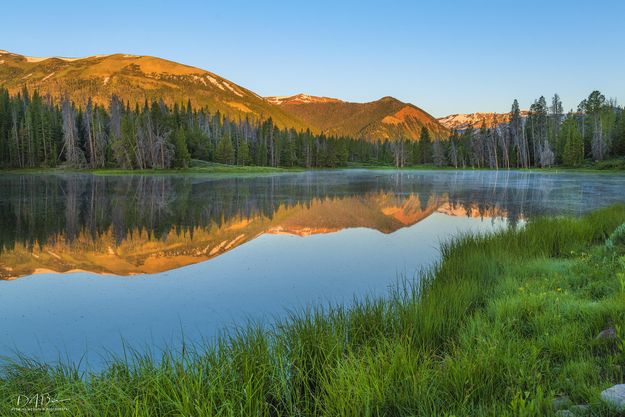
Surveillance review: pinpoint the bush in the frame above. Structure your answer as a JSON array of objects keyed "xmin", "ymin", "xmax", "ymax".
[{"xmin": 595, "ymin": 158, "xmax": 625, "ymax": 170}]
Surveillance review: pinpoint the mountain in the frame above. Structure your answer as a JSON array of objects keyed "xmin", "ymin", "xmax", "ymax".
[
  {"xmin": 0, "ymin": 49, "xmax": 306, "ymax": 130},
  {"xmin": 0, "ymin": 192, "xmax": 508, "ymax": 280},
  {"xmin": 438, "ymin": 111, "xmax": 530, "ymax": 131},
  {"xmin": 0, "ymin": 49, "xmax": 447, "ymax": 140},
  {"xmin": 266, "ymin": 94, "xmax": 449, "ymax": 141}
]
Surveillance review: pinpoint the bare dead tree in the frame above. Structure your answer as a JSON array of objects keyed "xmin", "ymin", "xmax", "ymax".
[{"xmin": 61, "ymin": 97, "xmax": 85, "ymax": 168}]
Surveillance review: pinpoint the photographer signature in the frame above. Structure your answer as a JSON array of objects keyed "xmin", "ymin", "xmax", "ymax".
[{"xmin": 12, "ymin": 393, "xmax": 70, "ymax": 413}]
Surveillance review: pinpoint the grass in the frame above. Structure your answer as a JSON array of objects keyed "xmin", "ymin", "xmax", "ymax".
[
  {"xmin": 90, "ymin": 165, "xmax": 303, "ymax": 176},
  {"xmin": 593, "ymin": 158, "xmax": 625, "ymax": 171},
  {"xmin": 0, "ymin": 161, "xmax": 304, "ymax": 176},
  {"xmin": 3, "ymin": 158, "xmax": 625, "ymax": 176},
  {"xmin": 345, "ymin": 162, "xmax": 625, "ymax": 173},
  {"xmin": 2, "ymin": 206, "xmax": 625, "ymax": 416}
]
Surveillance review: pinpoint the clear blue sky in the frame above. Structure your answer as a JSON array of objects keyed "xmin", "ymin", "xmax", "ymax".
[{"xmin": 2, "ymin": 0, "xmax": 624, "ymax": 117}]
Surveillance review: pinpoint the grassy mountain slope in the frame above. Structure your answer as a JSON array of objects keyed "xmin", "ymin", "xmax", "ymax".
[
  {"xmin": 0, "ymin": 49, "xmax": 448, "ymax": 139},
  {"xmin": 266, "ymin": 94, "xmax": 449, "ymax": 141},
  {"xmin": 0, "ymin": 50, "xmax": 307, "ymax": 130}
]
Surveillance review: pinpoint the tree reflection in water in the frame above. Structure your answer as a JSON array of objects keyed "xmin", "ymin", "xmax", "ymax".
[{"xmin": 0, "ymin": 170, "xmax": 622, "ymax": 279}]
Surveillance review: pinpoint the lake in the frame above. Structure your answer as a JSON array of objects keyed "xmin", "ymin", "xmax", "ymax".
[{"xmin": 0, "ymin": 170, "xmax": 624, "ymax": 368}]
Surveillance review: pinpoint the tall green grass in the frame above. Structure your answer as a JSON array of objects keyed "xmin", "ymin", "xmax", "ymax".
[{"xmin": 2, "ymin": 205, "xmax": 625, "ymax": 416}]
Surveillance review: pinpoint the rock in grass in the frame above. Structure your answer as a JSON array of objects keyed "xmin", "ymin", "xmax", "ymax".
[
  {"xmin": 595, "ymin": 327, "xmax": 616, "ymax": 340},
  {"xmin": 569, "ymin": 404, "xmax": 590, "ymax": 415},
  {"xmin": 555, "ymin": 410, "xmax": 574, "ymax": 417},
  {"xmin": 601, "ymin": 384, "xmax": 625, "ymax": 410},
  {"xmin": 552, "ymin": 395, "xmax": 572, "ymax": 410}
]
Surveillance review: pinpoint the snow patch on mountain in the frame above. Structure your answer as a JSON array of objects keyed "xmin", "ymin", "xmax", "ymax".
[
  {"xmin": 205, "ymin": 75, "xmax": 226, "ymax": 91},
  {"xmin": 438, "ymin": 111, "xmax": 529, "ymax": 130},
  {"xmin": 24, "ymin": 54, "xmax": 111, "ymax": 63},
  {"xmin": 191, "ymin": 75, "xmax": 207, "ymax": 86},
  {"xmin": 25, "ymin": 56, "xmax": 83, "ymax": 63},
  {"xmin": 222, "ymin": 81, "xmax": 243, "ymax": 97},
  {"xmin": 266, "ymin": 93, "xmax": 343, "ymax": 105}
]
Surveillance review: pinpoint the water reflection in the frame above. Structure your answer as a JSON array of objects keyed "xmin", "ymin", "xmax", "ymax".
[
  {"xmin": 1, "ymin": 170, "xmax": 624, "ymax": 279},
  {"xmin": 1, "ymin": 170, "xmax": 624, "ymax": 366}
]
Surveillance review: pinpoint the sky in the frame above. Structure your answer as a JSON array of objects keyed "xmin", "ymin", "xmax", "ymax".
[{"xmin": 1, "ymin": 0, "xmax": 624, "ymax": 117}]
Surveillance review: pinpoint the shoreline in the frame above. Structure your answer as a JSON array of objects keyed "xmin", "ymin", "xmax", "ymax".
[
  {"xmin": 1, "ymin": 205, "xmax": 624, "ymax": 415},
  {"xmin": 1, "ymin": 164, "xmax": 624, "ymax": 176}
]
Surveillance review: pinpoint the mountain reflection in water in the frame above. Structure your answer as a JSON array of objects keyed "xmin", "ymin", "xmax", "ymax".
[{"xmin": 1, "ymin": 170, "xmax": 623, "ymax": 279}]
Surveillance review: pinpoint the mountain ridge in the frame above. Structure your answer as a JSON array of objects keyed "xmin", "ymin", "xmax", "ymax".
[
  {"xmin": 267, "ymin": 93, "xmax": 449, "ymax": 141},
  {"xmin": 0, "ymin": 49, "xmax": 448, "ymax": 140},
  {"xmin": 0, "ymin": 50, "xmax": 308, "ymax": 130}
]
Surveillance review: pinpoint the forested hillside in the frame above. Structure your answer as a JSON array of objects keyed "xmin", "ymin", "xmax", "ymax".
[
  {"xmin": 0, "ymin": 88, "xmax": 406, "ymax": 169},
  {"xmin": 0, "ymin": 50, "xmax": 307, "ymax": 130},
  {"xmin": 0, "ymin": 87, "xmax": 623, "ymax": 170}
]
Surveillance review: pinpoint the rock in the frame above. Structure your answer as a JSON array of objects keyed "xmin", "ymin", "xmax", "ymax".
[
  {"xmin": 569, "ymin": 404, "xmax": 590, "ymax": 415},
  {"xmin": 595, "ymin": 327, "xmax": 617, "ymax": 340},
  {"xmin": 552, "ymin": 395, "xmax": 572, "ymax": 410},
  {"xmin": 601, "ymin": 384, "xmax": 625, "ymax": 410},
  {"xmin": 555, "ymin": 410, "xmax": 574, "ymax": 417}
]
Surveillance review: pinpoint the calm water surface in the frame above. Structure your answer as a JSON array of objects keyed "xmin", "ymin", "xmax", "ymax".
[{"xmin": 0, "ymin": 170, "xmax": 624, "ymax": 367}]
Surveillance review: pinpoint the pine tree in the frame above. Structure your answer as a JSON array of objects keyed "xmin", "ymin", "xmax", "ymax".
[
  {"xmin": 418, "ymin": 127, "xmax": 432, "ymax": 164},
  {"xmin": 111, "ymin": 113, "xmax": 136, "ymax": 168},
  {"xmin": 173, "ymin": 128, "xmax": 191, "ymax": 168},
  {"xmin": 561, "ymin": 114, "xmax": 584, "ymax": 167},
  {"xmin": 215, "ymin": 131, "xmax": 235, "ymax": 164},
  {"xmin": 237, "ymin": 140, "xmax": 251, "ymax": 165}
]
